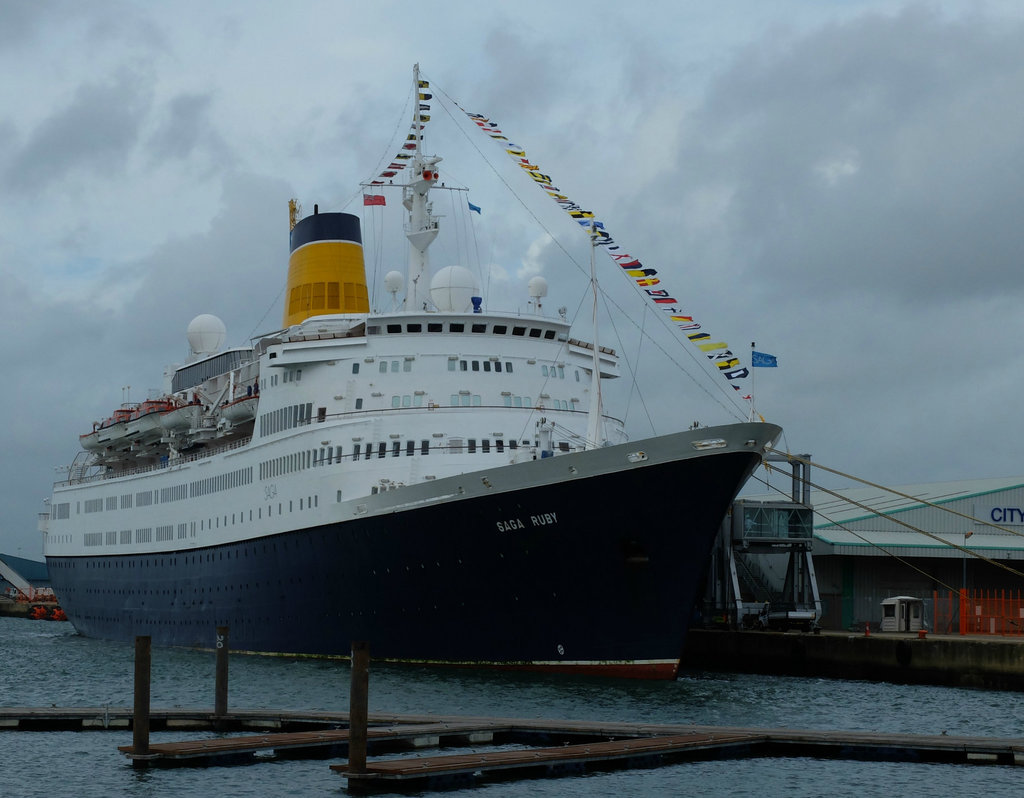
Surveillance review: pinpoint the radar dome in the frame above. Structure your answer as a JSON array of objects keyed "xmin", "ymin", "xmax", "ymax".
[
  {"xmin": 384, "ymin": 271, "xmax": 404, "ymax": 295},
  {"xmin": 430, "ymin": 265, "xmax": 479, "ymax": 312},
  {"xmin": 187, "ymin": 314, "xmax": 227, "ymax": 356},
  {"xmin": 528, "ymin": 275, "xmax": 549, "ymax": 298}
]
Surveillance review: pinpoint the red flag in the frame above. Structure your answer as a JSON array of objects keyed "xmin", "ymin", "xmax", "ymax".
[{"xmin": 363, "ymin": 194, "xmax": 386, "ymax": 206}]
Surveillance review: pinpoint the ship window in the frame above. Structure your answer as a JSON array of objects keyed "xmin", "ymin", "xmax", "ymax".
[
  {"xmin": 496, "ymin": 440, "xmax": 505, "ymax": 453},
  {"xmin": 483, "ymin": 361, "xmax": 491, "ymax": 372},
  {"xmin": 353, "ymin": 444, "xmax": 361, "ymax": 461},
  {"xmin": 542, "ymin": 365, "xmax": 548, "ymax": 376},
  {"xmin": 472, "ymin": 361, "xmax": 480, "ymax": 371},
  {"xmin": 558, "ymin": 365, "xmax": 565, "ymax": 378},
  {"xmin": 378, "ymin": 443, "xmax": 387, "ymax": 458},
  {"xmin": 335, "ymin": 446, "xmax": 342, "ymax": 462},
  {"xmin": 482, "ymin": 439, "xmax": 491, "ymax": 453},
  {"xmin": 367, "ymin": 325, "xmax": 380, "ymax": 335},
  {"xmin": 379, "ymin": 361, "xmax": 388, "ymax": 373},
  {"xmin": 447, "ymin": 359, "xmax": 456, "ymax": 371},
  {"xmin": 413, "ymin": 394, "xmax": 423, "ymax": 407},
  {"xmin": 506, "ymin": 362, "xmax": 513, "ymax": 373},
  {"xmin": 512, "ymin": 326, "xmax": 526, "ymax": 336},
  {"xmin": 544, "ymin": 330, "xmax": 556, "ymax": 339},
  {"xmin": 503, "ymin": 396, "xmax": 512, "ymax": 407},
  {"xmin": 575, "ymin": 370, "xmax": 580, "ymax": 381},
  {"xmin": 421, "ymin": 440, "xmax": 429, "ymax": 455},
  {"xmin": 391, "ymin": 360, "xmax": 399, "ymax": 372},
  {"xmin": 406, "ymin": 323, "xmax": 422, "ymax": 333},
  {"xmin": 473, "ymin": 395, "xmax": 482, "ymax": 406},
  {"xmin": 318, "ymin": 406, "xmax": 326, "ymax": 422},
  {"xmin": 449, "ymin": 438, "xmax": 463, "ymax": 452},
  {"xmin": 471, "ymin": 323, "xmax": 486, "ymax": 333},
  {"xmin": 468, "ymin": 439, "xmax": 477, "ymax": 453},
  {"xmin": 406, "ymin": 440, "xmax": 415, "ymax": 456},
  {"xmin": 460, "ymin": 395, "xmax": 471, "ymax": 407},
  {"xmin": 493, "ymin": 325, "xmax": 507, "ymax": 335},
  {"xmin": 529, "ymin": 328, "xmax": 542, "ymax": 338},
  {"xmin": 449, "ymin": 323, "xmax": 465, "ymax": 332},
  {"xmin": 355, "ymin": 398, "xmax": 363, "ymax": 409},
  {"xmin": 514, "ymin": 397, "xmax": 523, "ymax": 407},
  {"xmin": 402, "ymin": 395, "xmax": 411, "ymax": 407},
  {"xmin": 428, "ymin": 323, "xmax": 442, "ymax": 332},
  {"xmin": 387, "ymin": 324, "xmax": 401, "ymax": 333},
  {"xmin": 403, "ymin": 359, "xmax": 412, "ymax": 372},
  {"xmin": 510, "ymin": 440, "xmax": 518, "ymax": 449},
  {"xmin": 392, "ymin": 442, "xmax": 401, "ymax": 457},
  {"xmin": 559, "ymin": 442, "xmax": 570, "ymax": 452},
  {"xmin": 495, "ymin": 362, "xmax": 502, "ymax": 372},
  {"xmin": 460, "ymin": 360, "xmax": 468, "ymax": 371},
  {"xmin": 392, "ymin": 396, "xmax": 401, "ymax": 408}
]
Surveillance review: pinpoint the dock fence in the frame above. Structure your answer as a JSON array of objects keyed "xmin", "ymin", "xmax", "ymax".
[{"xmin": 932, "ymin": 589, "xmax": 1024, "ymax": 636}]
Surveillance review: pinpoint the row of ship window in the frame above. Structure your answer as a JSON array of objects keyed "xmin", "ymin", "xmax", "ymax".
[
  {"xmin": 74, "ymin": 469, "xmax": 253, "ymax": 516},
  {"xmin": 368, "ymin": 321, "xmax": 559, "ymax": 339},
  {"xmin": 79, "ymin": 496, "xmax": 322, "ymax": 547},
  {"xmin": 350, "ymin": 359, "xmax": 575, "ymax": 378}
]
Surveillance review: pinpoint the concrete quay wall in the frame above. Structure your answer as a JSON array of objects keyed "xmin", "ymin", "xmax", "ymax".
[{"xmin": 682, "ymin": 629, "xmax": 1024, "ymax": 690}]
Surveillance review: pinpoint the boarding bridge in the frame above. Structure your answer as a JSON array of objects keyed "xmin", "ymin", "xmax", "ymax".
[
  {"xmin": 0, "ymin": 557, "xmax": 37, "ymax": 600},
  {"xmin": 702, "ymin": 454, "xmax": 822, "ymax": 631}
]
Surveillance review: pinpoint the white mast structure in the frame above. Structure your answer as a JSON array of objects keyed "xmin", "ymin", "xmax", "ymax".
[
  {"xmin": 585, "ymin": 231, "xmax": 604, "ymax": 449},
  {"xmin": 404, "ymin": 63, "xmax": 441, "ymax": 312}
]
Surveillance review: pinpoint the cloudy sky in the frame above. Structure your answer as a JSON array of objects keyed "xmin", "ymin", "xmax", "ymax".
[{"xmin": 2, "ymin": 0, "xmax": 1023, "ymax": 558}]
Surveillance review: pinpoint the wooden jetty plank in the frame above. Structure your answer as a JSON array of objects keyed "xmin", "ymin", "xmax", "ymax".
[
  {"xmin": 117, "ymin": 722, "xmax": 503, "ymax": 762},
  {"xmin": 334, "ymin": 732, "xmax": 759, "ymax": 780}
]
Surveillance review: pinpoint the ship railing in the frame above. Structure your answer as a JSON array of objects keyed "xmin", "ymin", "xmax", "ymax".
[{"xmin": 55, "ymin": 435, "xmax": 253, "ymax": 487}]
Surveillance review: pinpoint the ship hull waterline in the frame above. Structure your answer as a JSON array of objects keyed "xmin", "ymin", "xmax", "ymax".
[{"xmin": 47, "ymin": 426, "xmax": 774, "ymax": 680}]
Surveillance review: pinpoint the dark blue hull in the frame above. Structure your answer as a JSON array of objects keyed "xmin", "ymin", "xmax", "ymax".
[{"xmin": 47, "ymin": 448, "xmax": 762, "ymax": 678}]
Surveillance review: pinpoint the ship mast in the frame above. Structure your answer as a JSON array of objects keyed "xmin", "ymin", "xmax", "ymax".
[
  {"xmin": 404, "ymin": 63, "xmax": 441, "ymax": 311},
  {"xmin": 585, "ymin": 231, "xmax": 604, "ymax": 449}
]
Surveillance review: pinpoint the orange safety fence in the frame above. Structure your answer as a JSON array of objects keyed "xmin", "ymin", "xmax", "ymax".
[{"xmin": 932, "ymin": 589, "xmax": 1024, "ymax": 636}]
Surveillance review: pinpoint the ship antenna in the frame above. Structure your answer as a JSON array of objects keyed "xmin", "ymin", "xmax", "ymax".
[{"xmin": 405, "ymin": 63, "xmax": 442, "ymax": 312}]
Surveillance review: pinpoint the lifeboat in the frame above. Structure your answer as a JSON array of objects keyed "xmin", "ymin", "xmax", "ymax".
[
  {"xmin": 92, "ymin": 407, "xmax": 135, "ymax": 448},
  {"xmin": 159, "ymin": 402, "xmax": 203, "ymax": 432},
  {"xmin": 125, "ymin": 399, "xmax": 175, "ymax": 443},
  {"xmin": 221, "ymin": 395, "xmax": 258, "ymax": 424}
]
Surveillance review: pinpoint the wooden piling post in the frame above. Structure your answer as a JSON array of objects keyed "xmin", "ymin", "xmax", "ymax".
[
  {"xmin": 348, "ymin": 641, "xmax": 370, "ymax": 773},
  {"xmin": 133, "ymin": 635, "xmax": 151, "ymax": 757},
  {"xmin": 215, "ymin": 626, "xmax": 229, "ymax": 719}
]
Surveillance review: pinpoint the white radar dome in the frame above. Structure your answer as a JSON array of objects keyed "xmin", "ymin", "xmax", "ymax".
[
  {"xmin": 384, "ymin": 271, "xmax": 405, "ymax": 295},
  {"xmin": 430, "ymin": 265, "xmax": 479, "ymax": 312},
  {"xmin": 187, "ymin": 314, "xmax": 227, "ymax": 356},
  {"xmin": 528, "ymin": 275, "xmax": 549, "ymax": 298}
]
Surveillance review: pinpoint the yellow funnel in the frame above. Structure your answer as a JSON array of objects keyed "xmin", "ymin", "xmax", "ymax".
[{"xmin": 284, "ymin": 210, "xmax": 368, "ymax": 327}]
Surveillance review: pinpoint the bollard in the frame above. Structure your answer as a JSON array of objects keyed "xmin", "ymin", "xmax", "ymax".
[
  {"xmin": 348, "ymin": 641, "xmax": 370, "ymax": 774},
  {"xmin": 215, "ymin": 626, "xmax": 229, "ymax": 719},
  {"xmin": 133, "ymin": 635, "xmax": 152, "ymax": 757}
]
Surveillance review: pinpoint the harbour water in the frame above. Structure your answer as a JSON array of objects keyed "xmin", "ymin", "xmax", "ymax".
[{"xmin": 2, "ymin": 617, "xmax": 1022, "ymax": 797}]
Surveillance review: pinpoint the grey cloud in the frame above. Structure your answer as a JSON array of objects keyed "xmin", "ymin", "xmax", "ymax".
[
  {"xmin": 6, "ymin": 68, "xmax": 153, "ymax": 191},
  {"xmin": 663, "ymin": 7, "xmax": 1024, "ymax": 303},
  {"xmin": 147, "ymin": 92, "xmax": 231, "ymax": 166}
]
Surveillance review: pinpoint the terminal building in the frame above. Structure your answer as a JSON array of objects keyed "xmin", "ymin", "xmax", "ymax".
[{"xmin": 702, "ymin": 465, "xmax": 1024, "ymax": 633}]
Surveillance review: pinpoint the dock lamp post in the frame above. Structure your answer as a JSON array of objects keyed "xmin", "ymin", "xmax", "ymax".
[{"xmin": 963, "ymin": 530, "xmax": 974, "ymax": 593}]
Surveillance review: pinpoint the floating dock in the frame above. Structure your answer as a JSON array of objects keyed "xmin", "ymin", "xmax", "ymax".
[{"xmin": 4, "ymin": 707, "xmax": 1021, "ymax": 789}]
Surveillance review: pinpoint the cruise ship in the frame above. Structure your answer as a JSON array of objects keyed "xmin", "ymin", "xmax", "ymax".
[{"xmin": 41, "ymin": 67, "xmax": 781, "ymax": 679}]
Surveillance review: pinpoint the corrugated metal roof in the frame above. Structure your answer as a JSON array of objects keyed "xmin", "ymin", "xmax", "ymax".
[
  {"xmin": 810, "ymin": 477, "xmax": 1024, "ymax": 528},
  {"xmin": 748, "ymin": 476, "xmax": 1024, "ymax": 556}
]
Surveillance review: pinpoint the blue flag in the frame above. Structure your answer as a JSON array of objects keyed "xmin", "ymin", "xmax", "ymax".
[
  {"xmin": 751, "ymin": 351, "xmax": 778, "ymax": 368},
  {"xmin": 468, "ymin": 201, "xmax": 482, "ymax": 214}
]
